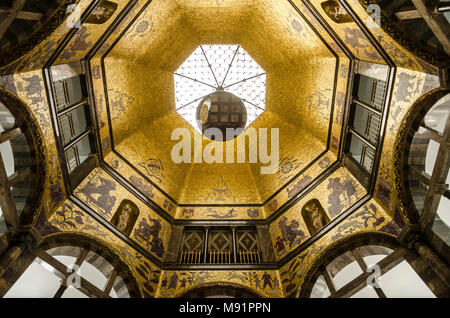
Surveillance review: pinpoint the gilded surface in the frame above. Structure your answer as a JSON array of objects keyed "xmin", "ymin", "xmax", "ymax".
[
  {"xmin": 41, "ymin": 199, "xmax": 161, "ymax": 297},
  {"xmin": 280, "ymin": 198, "xmax": 395, "ymax": 297},
  {"xmin": 74, "ymin": 167, "xmax": 172, "ymax": 260},
  {"xmin": 157, "ymin": 269, "xmax": 283, "ymax": 298},
  {"xmin": 92, "ymin": 0, "xmax": 350, "ymax": 207},
  {"xmin": 269, "ymin": 166, "xmax": 367, "ymax": 260},
  {"xmin": 0, "ymin": 0, "xmax": 443, "ymax": 298}
]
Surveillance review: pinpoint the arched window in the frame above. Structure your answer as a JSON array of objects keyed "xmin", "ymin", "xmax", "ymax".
[
  {"xmin": 304, "ymin": 234, "xmax": 441, "ymax": 298},
  {"xmin": 3, "ymin": 244, "xmax": 135, "ymax": 298},
  {"xmin": 405, "ymin": 93, "xmax": 449, "ymax": 245},
  {"xmin": 0, "ymin": 89, "xmax": 44, "ymax": 237}
]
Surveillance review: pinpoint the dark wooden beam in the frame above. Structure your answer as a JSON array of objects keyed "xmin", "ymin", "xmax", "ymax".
[
  {"xmin": 329, "ymin": 248, "xmax": 407, "ymax": 298},
  {"xmin": 411, "ymin": 0, "xmax": 450, "ymax": 55},
  {"xmin": 33, "ymin": 247, "xmax": 110, "ymax": 298},
  {"xmin": 0, "ymin": 9, "xmax": 43, "ymax": 20},
  {"xmin": 0, "ymin": 0, "xmax": 27, "ymax": 39},
  {"xmin": 0, "ymin": 155, "xmax": 18, "ymax": 229},
  {"xmin": 322, "ymin": 266, "xmax": 337, "ymax": 294},
  {"xmin": 8, "ymin": 167, "xmax": 31, "ymax": 185},
  {"xmin": 0, "ymin": 127, "xmax": 21, "ymax": 144},
  {"xmin": 103, "ymin": 270, "xmax": 117, "ymax": 295},
  {"xmin": 395, "ymin": 10, "xmax": 422, "ymax": 20},
  {"xmin": 420, "ymin": 115, "xmax": 450, "ymax": 230}
]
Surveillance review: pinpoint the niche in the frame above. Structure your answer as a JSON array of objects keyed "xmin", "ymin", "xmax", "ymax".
[
  {"xmin": 111, "ymin": 199, "xmax": 139, "ymax": 235},
  {"xmin": 321, "ymin": 1, "xmax": 353, "ymax": 24},
  {"xmin": 301, "ymin": 199, "xmax": 330, "ymax": 235},
  {"xmin": 85, "ymin": 0, "xmax": 118, "ymax": 24}
]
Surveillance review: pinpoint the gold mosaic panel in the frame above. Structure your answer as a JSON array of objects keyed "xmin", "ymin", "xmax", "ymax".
[
  {"xmin": 74, "ymin": 167, "xmax": 172, "ymax": 260},
  {"xmin": 53, "ymin": 0, "xmax": 130, "ymax": 66},
  {"xmin": 269, "ymin": 166, "xmax": 367, "ymax": 260},
  {"xmin": 373, "ymin": 67, "xmax": 440, "ymax": 219},
  {"xmin": 47, "ymin": 199, "xmax": 161, "ymax": 297},
  {"xmin": 157, "ymin": 269, "xmax": 283, "ymax": 298},
  {"xmin": 280, "ymin": 198, "xmax": 393, "ymax": 297},
  {"xmin": 13, "ymin": 71, "xmax": 66, "ymax": 218}
]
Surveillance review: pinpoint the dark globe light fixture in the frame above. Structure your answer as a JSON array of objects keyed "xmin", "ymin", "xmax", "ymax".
[{"xmin": 196, "ymin": 91, "xmax": 247, "ymax": 141}]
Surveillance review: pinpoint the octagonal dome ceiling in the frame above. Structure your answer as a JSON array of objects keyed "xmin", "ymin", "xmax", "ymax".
[{"xmin": 88, "ymin": 0, "xmax": 351, "ymax": 211}]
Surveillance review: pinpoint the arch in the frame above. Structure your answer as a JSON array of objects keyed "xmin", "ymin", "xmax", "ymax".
[
  {"xmin": 0, "ymin": 87, "xmax": 46, "ymax": 227},
  {"xmin": 36, "ymin": 232, "xmax": 142, "ymax": 298},
  {"xmin": 393, "ymin": 88, "xmax": 448, "ymax": 224},
  {"xmin": 296, "ymin": 231, "xmax": 400, "ymax": 298},
  {"xmin": 178, "ymin": 282, "xmax": 263, "ymax": 298}
]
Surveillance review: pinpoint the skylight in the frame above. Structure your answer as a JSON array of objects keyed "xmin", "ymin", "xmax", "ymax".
[{"xmin": 174, "ymin": 45, "xmax": 266, "ymax": 132}]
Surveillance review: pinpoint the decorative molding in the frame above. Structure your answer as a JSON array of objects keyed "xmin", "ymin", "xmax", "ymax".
[
  {"xmin": 392, "ymin": 87, "xmax": 447, "ymax": 225},
  {"xmin": 0, "ymin": 87, "xmax": 47, "ymax": 227}
]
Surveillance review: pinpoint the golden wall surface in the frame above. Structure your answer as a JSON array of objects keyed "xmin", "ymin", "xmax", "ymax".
[{"xmin": 0, "ymin": 0, "xmax": 443, "ymax": 298}]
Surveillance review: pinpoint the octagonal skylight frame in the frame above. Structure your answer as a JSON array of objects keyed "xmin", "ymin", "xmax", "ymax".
[{"xmin": 174, "ymin": 45, "xmax": 266, "ymax": 132}]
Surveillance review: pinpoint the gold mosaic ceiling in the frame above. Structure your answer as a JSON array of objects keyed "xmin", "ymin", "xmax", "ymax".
[{"xmin": 90, "ymin": 0, "xmax": 351, "ymax": 206}]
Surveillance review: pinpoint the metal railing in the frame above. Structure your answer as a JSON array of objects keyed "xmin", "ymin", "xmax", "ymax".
[
  {"xmin": 180, "ymin": 250, "xmax": 203, "ymax": 264},
  {"xmin": 370, "ymin": 80, "xmax": 387, "ymax": 111},
  {"xmin": 209, "ymin": 249, "xmax": 232, "ymax": 264},
  {"xmin": 53, "ymin": 80, "xmax": 70, "ymax": 112},
  {"xmin": 238, "ymin": 250, "xmax": 261, "ymax": 264}
]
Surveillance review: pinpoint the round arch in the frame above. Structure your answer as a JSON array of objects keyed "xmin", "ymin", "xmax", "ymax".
[
  {"xmin": 38, "ymin": 232, "xmax": 143, "ymax": 298},
  {"xmin": 296, "ymin": 231, "xmax": 400, "ymax": 298},
  {"xmin": 0, "ymin": 87, "xmax": 46, "ymax": 227},
  {"xmin": 393, "ymin": 87, "xmax": 448, "ymax": 224},
  {"xmin": 179, "ymin": 282, "xmax": 263, "ymax": 298}
]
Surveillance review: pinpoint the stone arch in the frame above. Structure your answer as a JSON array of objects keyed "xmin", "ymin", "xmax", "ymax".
[
  {"xmin": 393, "ymin": 88, "xmax": 448, "ymax": 224},
  {"xmin": 0, "ymin": 87, "xmax": 46, "ymax": 226},
  {"xmin": 39, "ymin": 232, "xmax": 143, "ymax": 298},
  {"xmin": 178, "ymin": 282, "xmax": 263, "ymax": 298},
  {"xmin": 177, "ymin": 282, "xmax": 265, "ymax": 298},
  {"xmin": 296, "ymin": 231, "xmax": 399, "ymax": 298}
]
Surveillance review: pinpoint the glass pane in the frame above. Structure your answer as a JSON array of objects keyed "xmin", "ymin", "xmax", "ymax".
[
  {"xmin": 354, "ymin": 75, "xmax": 386, "ymax": 110},
  {"xmin": 61, "ymin": 287, "xmax": 89, "ymax": 298},
  {"xmin": 423, "ymin": 94, "xmax": 449, "ymax": 134},
  {"xmin": 332, "ymin": 261, "xmax": 363, "ymax": 290},
  {"xmin": 406, "ymin": 172, "xmax": 428, "ymax": 215},
  {"xmin": 10, "ymin": 133, "xmax": 33, "ymax": 217},
  {"xmin": 65, "ymin": 134, "xmax": 93, "ymax": 172},
  {"xmin": 432, "ymin": 195, "xmax": 450, "ymax": 245},
  {"xmin": 352, "ymin": 104, "xmax": 381, "ymax": 144},
  {"xmin": 59, "ymin": 105, "xmax": 89, "ymax": 145},
  {"xmin": 348, "ymin": 133, "xmax": 374, "ymax": 171},
  {"xmin": 0, "ymin": 206, "xmax": 6, "ymax": 235},
  {"xmin": 0, "ymin": 101, "xmax": 16, "ymax": 130},
  {"xmin": 53, "ymin": 75, "xmax": 87, "ymax": 112},
  {"xmin": 378, "ymin": 259, "xmax": 436, "ymax": 298},
  {"xmin": 77, "ymin": 261, "xmax": 108, "ymax": 291},
  {"xmin": 0, "ymin": 140, "xmax": 14, "ymax": 177},
  {"xmin": 310, "ymin": 275, "xmax": 331, "ymax": 298},
  {"xmin": 4, "ymin": 260, "xmax": 62, "ymax": 298},
  {"xmin": 351, "ymin": 285, "xmax": 379, "ymax": 298},
  {"xmin": 425, "ymin": 139, "xmax": 439, "ymax": 176},
  {"xmin": 363, "ymin": 254, "xmax": 386, "ymax": 268}
]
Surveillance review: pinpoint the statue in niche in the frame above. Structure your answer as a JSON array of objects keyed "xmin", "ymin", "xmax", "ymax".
[
  {"xmin": 321, "ymin": 1, "xmax": 353, "ymax": 24},
  {"xmin": 301, "ymin": 199, "xmax": 330, "ymax": 235},
  {"xmin": 85, "ymin": 0, "xmax": 118, "ymax": 24},
  {"xmin": 111, "ymin": 200, "xmax": 139, "ymax": 235}
]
